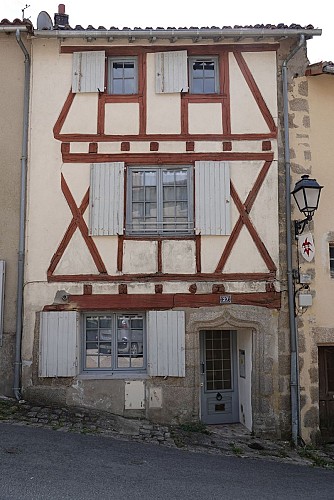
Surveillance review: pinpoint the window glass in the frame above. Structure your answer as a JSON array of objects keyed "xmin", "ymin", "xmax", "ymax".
[
  {"xmin": 84, "ymin": 313, "xmax": 145, "ymax": 371},
  {"xmin": 127, "ymin": 166, "xmax": 193, "ymax": 235},
  {"xmin": 189, "ymin": 57, "xmax": 218, "ymax": 94},
  {"xmin": 108, "ymin": 58, "xmax": 138, "ymax": 94}
]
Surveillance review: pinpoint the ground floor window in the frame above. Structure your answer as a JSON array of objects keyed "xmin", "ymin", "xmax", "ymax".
[{"xmin": 84, "ymin": 313, "xmax": 145, "ymax": 371}]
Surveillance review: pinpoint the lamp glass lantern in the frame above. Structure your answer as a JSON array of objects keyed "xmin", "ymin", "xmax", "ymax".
[{"xmin": 291, "ymin": 174, "xmax": 323, "ymax": 218}]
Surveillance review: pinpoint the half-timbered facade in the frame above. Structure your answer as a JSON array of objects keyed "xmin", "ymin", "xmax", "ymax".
[{"xmin": 22, "ymin": 7, "xmax": 321, "ymax": 436}]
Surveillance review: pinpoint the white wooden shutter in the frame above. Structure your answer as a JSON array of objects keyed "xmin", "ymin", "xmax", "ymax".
[
  {"xmin": 155, "ymin": 51, "xmax": 188, "ymax": 93},
  {"xmin": 39, "ymin": 311, "xmax": 78, "ymax": 377},
  {"xmin": 72, "ymin": 51, "xmax": 105, "ymax": 93},
  {"xmin": 89, "ymin": 162, "xmax": 125, "ymax": 236},
  {"xmin": 195, "ymin": 161, "xmax": 231, "ymax": 235},
  {"xmin": 0, "ymin": 261, "xmax": 5, "ymax": 347},
  {"xmin": 147, "ymin": 310, "xmax": 185, "ymax": 377}
]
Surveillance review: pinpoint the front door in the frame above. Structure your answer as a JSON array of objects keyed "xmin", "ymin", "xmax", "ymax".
[
  {"xmin": 200, "ymin": 330, "xmax": 239, "ymax": 424},
  {"xmin": 319, "ymin": 346, "xmax": 334, "ymax": 441}
]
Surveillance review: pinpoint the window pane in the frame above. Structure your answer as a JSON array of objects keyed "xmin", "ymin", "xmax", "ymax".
[
  {"xmin": 132, "ymin": 203, "xmax": 144, "ymax": 218},
  {"xmin": 176, "ymin": 186, "xmax": 187, "ymax": 200},
  {"xmin": 86, "ymin": 317, "xmax": 98, "ymax": 329},
  {"xmin": 112, "ymin": 62, "xmax": 124, "ymax": 77},
  {"xmin": 204, "ymin": 61, "xmax": 215, "ymax": 76},
  {"xmin": 163, "ymin": 186, "xmax": 175, "ymax": 202},
  {"xmin": 204, "ymin": 79, "xmax": 215, "ymax": 93},
  {"xmin": 132, "ymin": 187, "xmax": 144, "ymax": 202},
  {"xmin": 192, "ymin": 79, "xmax": 203, "ymax": 94},
  {"xmin": 145, "ymin": 186, "xmax": 157, "ymax": 202},
  {"xmin": 175, "ymin": 170, "xmax": 187, "ymax": 185},
  {"xmin": 145, "ymin": 203, "xmax": 157, "ymax": 217},
  {"xmin": 113, "ymin": 79, "xmax": 123, "ymax": 94},
  {"xmin": 123, "ymin": 62, "xmax": 135, "ymax": 76},
  {"xmin": 124, "ymin": 79, "xmax": 135, "ymax": 94},
  {"xmin": 99, "ymin": 316, "xmax": 112, "ymax": 329},
  {"xmin": 175, "ymin": 201, "xmax": 188, "ymax": 217}
]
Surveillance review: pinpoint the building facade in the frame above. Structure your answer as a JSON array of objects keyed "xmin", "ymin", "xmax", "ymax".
[
  {"xmin": 0, "ymin": 19, "xmax": 31, "ymax": 396},
  {"xmin": 289, "ymin": 62, "xmax": 334, "ymax": 443},
  {"xmin": 21, "ymin": 7, "xmax": 321, "ymax": 437}
]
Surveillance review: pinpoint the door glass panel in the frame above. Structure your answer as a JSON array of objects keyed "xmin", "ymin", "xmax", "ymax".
[{"xmin": 205, "ymin": 331, "xmax": 232, "ymax": 391}]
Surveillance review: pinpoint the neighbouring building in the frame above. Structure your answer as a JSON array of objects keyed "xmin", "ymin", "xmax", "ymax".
[
  {"xmin": 289, "ymin": 61, "xmax": 334, "ymax": 443},
  {"xmin": 20, "ymin": 5, "xmax": 322, "ymax": 438},
  {"xmin": 0, "ymin": 18, "xmax": 32, "ymax": 396}
]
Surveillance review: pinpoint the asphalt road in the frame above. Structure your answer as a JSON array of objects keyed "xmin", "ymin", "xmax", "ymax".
[{"xmin": 0, "ymin": 422, "xmax": 333, "ymax": 500}]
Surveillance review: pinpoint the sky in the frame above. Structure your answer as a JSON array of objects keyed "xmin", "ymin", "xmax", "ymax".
[{"xmin": 1, "ymin": 0, "xmax": 331, "ymax": 64}]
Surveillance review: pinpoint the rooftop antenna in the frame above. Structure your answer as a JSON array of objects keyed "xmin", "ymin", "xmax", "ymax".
[{"xmin": 22, "ymin": 4, "xmax": 31, "ymax": 20}]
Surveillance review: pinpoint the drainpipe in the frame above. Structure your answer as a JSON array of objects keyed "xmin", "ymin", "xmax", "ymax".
[
  {"xmin": 14, "ymin": 29, "xmax": 30, "ymax": 400},
  {"xmin": 282, "ymin": 34, "xmax": 305, "ymax": 446}
]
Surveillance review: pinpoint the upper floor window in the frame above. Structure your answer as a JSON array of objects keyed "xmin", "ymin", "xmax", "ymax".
[
  {"xmin": 107, "ymin": 57, "xmax": 138, "ymax": 94},
  {"xmin": 126, "ymin": 165, "xmax": 194, "ymax": 235},
  {"xmin": 189, "ymin": 56, "xmax": 219, "ymax": 94},
  {"xmin": 329, "ymin": 244, "xmax": 334, "ymax": 278}
]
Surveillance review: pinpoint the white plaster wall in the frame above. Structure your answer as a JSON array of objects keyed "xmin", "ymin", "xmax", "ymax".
[
  {"xmin": 123, "ymin": 241, "xmax": 157, "ymax": 274},
  {"xmin": 237, "ymin": 328, "xmax": 252, "ymax": 431},
  {"xmin": 146, "ymin": 53, "xmax": 181, "ymax": 134},
  {"xmin": 162, "ymin": 240, "xmax": 196, "ymax": 274},
  {"xmin": 229, "ymin": 52, "xmax": 272, "ymax": 134},
  {"xmin": 188, "ymin": 104, "xmax": 223, "ymax": 134},
  {"xmin": 104, "ymin": 103, "xmax": 139, "ymax": 135},
  {"xmin": 61, "ymin": 93, "xmax": 98, "ymax": 134}
]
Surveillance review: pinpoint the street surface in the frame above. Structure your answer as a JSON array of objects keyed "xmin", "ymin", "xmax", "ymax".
[{"xmin": 0, "ymin": 422, "xmax": 333, "ymax": 500}]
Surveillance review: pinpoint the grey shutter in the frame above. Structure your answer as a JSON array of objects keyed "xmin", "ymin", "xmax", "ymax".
[
  {"xmin": 155, "ymin": 51, "xmax": 188, "ymax": 93},
  {"xmin": 0, "ymin": 261, "xmax": 5, "ymax": 346},
  {"xmin": 72, "ymin": 51, "xmax": 105, "ymax": 93},
  {"xmin": 89, "ymin": 162, "xmax": 125, "ymax": 236},
  {"xmin": 195, "ymin": 161, "xmax": 231, "ymax": 235},
  {"xmin": 147, "ymin": 310, "xmax": 185, "ymax": 377},
  {"xmin": 39, "ymin": 311, "xmax": 78, "ymax": 377}
]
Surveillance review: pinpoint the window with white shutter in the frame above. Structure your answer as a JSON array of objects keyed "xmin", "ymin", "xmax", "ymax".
[
  {"xmin": 155, "ymin": 51, "xmax": 188, "ymax": 94},
  {"xmin": 72, "ymin": 51, "xmax": 105, "ymax": 93},
  {"xmin": 89, "ymin": 162, "xmax": 125, "ymax": 236},
  {"xmin": 147, "ymin": 310, "xmax": 185, "ymax": 377},
  {"xmin": 39, "ymin": 311, "xmax": 79, "ymax": 377},
  {"xmin": 195, "ymin": 161, "xmax": 231, "ymax": 235},
  {"xmin": 0, "ymin": 261, "xmax": 5, "ymax": 347}
]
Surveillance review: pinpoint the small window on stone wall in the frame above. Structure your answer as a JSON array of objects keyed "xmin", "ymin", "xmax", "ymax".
[{"xmin": 329, "ymin": 244, "xmax": 334, "ymax": 278}]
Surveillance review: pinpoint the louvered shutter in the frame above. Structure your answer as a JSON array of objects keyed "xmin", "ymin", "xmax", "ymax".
[
  {"xmin": 147, "ymin": 310, "xmax": 185, "ymax": 377},
  {"xmin": 0, "ymin": 261, "xmax": 5, "ymax": 346},
  {"xmin": 89, "ymin": 162, "xmax": 125, "ymax": 236},
  {"xmin": 39, "ymin": 311, "xmax": 79, "ymax": 377},
  {"xmin": 72, "ymin": 51, "xmax": 105, "ymax": 93},
  {"xmin": 195, "ymin": 161, "xmax": 231, "ymax": 235},
  {"xmin": 155, "ymin": 51, "xmax": 188, "ymax": 93}
]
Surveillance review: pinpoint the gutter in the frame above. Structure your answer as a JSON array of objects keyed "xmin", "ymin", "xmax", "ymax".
[
  {"xmin": 282, "ymin": 34, "xmax": 306, "ymax": 446},
  {"xmin": 13, "ymin": 29, "xmax": 30, "ymax": 400},
  {"xmin": 33, "ymin": 27, "xmax": 322, "ymax": 40}
]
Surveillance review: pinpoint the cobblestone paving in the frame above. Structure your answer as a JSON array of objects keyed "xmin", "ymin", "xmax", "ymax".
[{"xmin": 1, "ymin": 396, "xmax": 334, "ymax": 469}]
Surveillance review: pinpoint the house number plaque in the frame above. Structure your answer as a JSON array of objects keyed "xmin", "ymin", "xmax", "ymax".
[{"xmin": 219, "ymin": 295, "xmax": 232, "ymax": 304}]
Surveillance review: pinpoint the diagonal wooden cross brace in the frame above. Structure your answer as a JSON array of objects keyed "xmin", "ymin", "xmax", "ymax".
[
  {"xmin": 215, "ymin": 160, "xmax": 277, "ymax": 274},
  {"xmin": 47, "ymin": 174, "xmax": 107, "ymax": 278}
]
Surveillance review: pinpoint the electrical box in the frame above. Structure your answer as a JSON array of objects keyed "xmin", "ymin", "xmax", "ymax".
[
  {"xmin": 300, "ymin": 274, "xmax": 312, "ymax": 284},
  {"xmin": 299, "ymin": 293, "xmax": 313, "ymax": 307}
]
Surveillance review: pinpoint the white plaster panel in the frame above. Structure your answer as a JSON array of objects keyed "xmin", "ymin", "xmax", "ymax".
[
  {"xmin": 229, "ymin": 52, "xmax": 269, "ymax": 134},
  {"xmin": 230, "ymin": 161, "xmax": 263, "ymax": 204},
  {"xmin": 242, "ymin": 51, "xmax": 278, "ymax": 122},
  {"xmin": 70, "ymin": 143, "xmax": 89, "ymax": 153},
  {"xmin": 98, "ymin": 142, "xmax": 121, "ymax": 153},
  {"xmin": 146, "ymin": 53, "xmax": 181, "ymax": 134},
  {"xmin": 104, "ymin": 103, "xmax": 139, "ymax": 135},
  {"xmin": 128, "ymin": 142, "xmax": 150, "ymax": 152},
  {"xmin": 249, "ymin": 162, "xmax": 279, "ymax": 269},
  {"xmin": 223, "ymin": 226, "xmax": 268, "ymax": 273},
  {"xmin": 232, "ymin": 141, "xmax": 263, "ymax": 153},
  {"xmin": 195, "ymin": 142, "xmax": 223, "ymax": 153},
  {"xmin": 91, "ymin": 236, "xmax": 119, "ymax": 275},
  {"xmin": 157, "ymin": 142, "xmax": 186, "ymax": 153},
  {"xmin": 91, "ymin": 284, "xmax": 119, "ymax": 295},
  {"xmin": 61, "ymin": 93, "xmax": 98, "ymax": 134},
  {"xmin": 61, "ymin": 163, "xmax": 90, "ymax": 206},
  {"xmin": 162, "ymin": 240, "xmax": 196, "ymax": 274},
  {"xmin": 200, "ymin": 236, "xmax": 228, "ymax": 273},
  {"xmin": 123, "ymin": 241, "xmax": 157, "ymax": 274},
  {"xmin": 54, "ymin": 229, "xmax": 98, "ymax": 275},
  {"xmin": 127, "ymin": 283, "xmax": 156, "ymax": 294},
  {"xmin": 161, "ymin": 282, "xmax": 195, "ymax": 294},
  {"xmin": 188, "ymin": 104, "xmax": 222, "ymax": 134},
  {"xmin": 237, "ymin": 329, "xmax": 253, "ymax": 431}
]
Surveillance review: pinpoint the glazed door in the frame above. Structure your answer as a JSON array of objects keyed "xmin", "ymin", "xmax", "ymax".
[
  {"xmin": 200, "ymin": 330, "xmax": 239, "ymax": 424},
  {"xmin": 319, "ymin": 346, "xmax": 334, "ymax": 441}
]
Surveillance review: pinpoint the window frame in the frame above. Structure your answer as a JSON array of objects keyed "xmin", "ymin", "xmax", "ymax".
[
  {"xmin": 329, "ymin": 244, "xmax": 334, "ymax": 278},
  {"xmin": 188, "ymin": 56, "xmax": 219, "ymax": 94},
  {"xmin": 83, "ymin": 312, "xmax": 146, "ymax": 373},
  {"xmin": 126, "ymin": 164, "xmax": 194, "ymax": 236},
  {"xmin": 107, "ymin": 56, "xmax": 138, "ymax": 95}
]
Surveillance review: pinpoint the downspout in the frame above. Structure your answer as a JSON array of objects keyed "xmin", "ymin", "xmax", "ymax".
[
  {"xmin": 14, "ymin": 29, "xmax": 30, "ymax": 400},
  {"xmin": 282, "ymin": 34, "xmax": 305, "ymax": 446}
]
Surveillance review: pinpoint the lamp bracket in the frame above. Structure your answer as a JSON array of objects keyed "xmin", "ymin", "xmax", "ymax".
[{"xmin": 294, "ymin": 215, "xmax": 312, "ymax": 238}]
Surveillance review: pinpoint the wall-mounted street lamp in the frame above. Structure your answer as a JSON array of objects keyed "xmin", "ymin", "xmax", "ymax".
[{"xmin": 291, "ymin": 174, "xmax": 323, "ymax": 236}]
